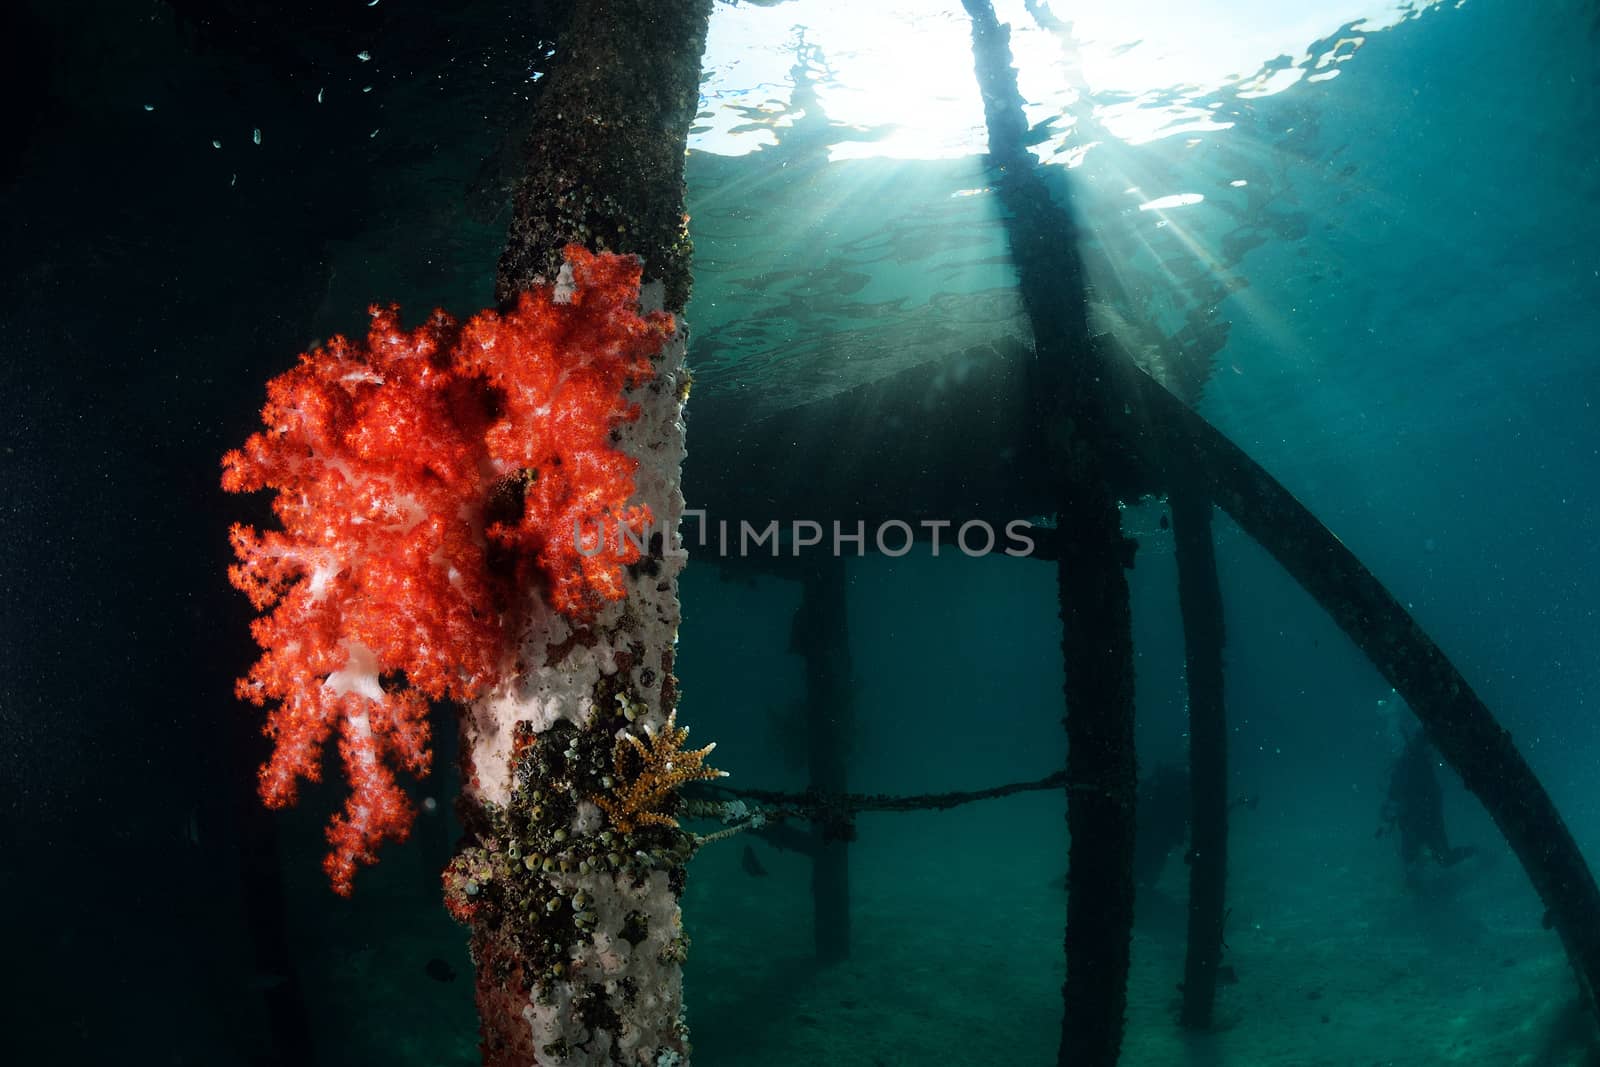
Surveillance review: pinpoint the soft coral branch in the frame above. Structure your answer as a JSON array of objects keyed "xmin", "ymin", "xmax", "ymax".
[{"xmin": 223, "ymin": 247, "xmax": 671, "ymax": 893}]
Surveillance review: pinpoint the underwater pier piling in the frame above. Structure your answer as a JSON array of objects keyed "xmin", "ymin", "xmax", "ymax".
[
  {"xmin": 1160, "ymin": 279, "xmax": 1237, "ymax": 1034},
  {"xmin": 792, "ymin": 557, "xmax": 856, "ymax": 963},
  {"xmin": 494, "ymin": 2, "xmax": 705, "ymax": 315},
  {"xmin": 962, "ymin": 2, "xmax": 1141, "ymax": 1063},
  {"xmin": 455, "ymin": 1, "xmax": 715, "ymax": 1063},
  {"xmin": 957, "ymin": 0, "xmax": 1600, "ymax": 1056},
  {"xmin": 1170, "ymin": 485, "xmax": 1231, "ymax": 1030},
  {"xmin": 455, "ymin": 1, "xmax": 1600, "ymax": 1058},
  {"xmin": 1128, "ymin": 374, "xmax": 1600, "ymax": 1025}
]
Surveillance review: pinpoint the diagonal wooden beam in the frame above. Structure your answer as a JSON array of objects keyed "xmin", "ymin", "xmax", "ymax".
[{"xmin": 1126, "ymin": 367, "xmax": 1600, "ymax": 1020}]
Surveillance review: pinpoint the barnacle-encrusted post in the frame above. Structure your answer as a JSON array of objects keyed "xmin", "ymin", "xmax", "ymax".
[
  {"xmin": 445, "ymin": 1, "xmax": 715, "ymax": 1064},
  {"xmin": 793, "ymin": 557, "xmax": 854, "ymax": 964},
  {"xmin": 961, "ymin": 3, "xmax": 1138, "ymax": 1063}
]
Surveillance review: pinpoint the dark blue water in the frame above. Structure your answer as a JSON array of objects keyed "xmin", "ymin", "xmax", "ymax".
[{"xmin": 2, "ymin": 1, "xmax": 1597, "ymax": 1063}]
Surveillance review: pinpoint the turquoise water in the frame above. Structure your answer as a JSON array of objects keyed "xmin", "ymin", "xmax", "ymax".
[{"xmin": 2, "ymin": 0, "xmax": 1598, "ymax": 1063}]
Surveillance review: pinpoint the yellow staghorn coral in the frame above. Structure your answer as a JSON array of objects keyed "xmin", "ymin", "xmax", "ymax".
[{"xmin": 595, "ymin": 710, "xmax": 726, "ymax": 834}]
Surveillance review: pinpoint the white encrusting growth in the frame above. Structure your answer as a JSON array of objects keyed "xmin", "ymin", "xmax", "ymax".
[
  {"xmin": 463, "ymin": 320, "xmax": 689, "ymax": 808},
  {"xmin": 462, "ymin": 271, "xmax": 692, "ymax": 1064}
]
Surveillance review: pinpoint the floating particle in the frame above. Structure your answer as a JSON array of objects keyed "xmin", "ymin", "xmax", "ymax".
[
  {"xmin": 317, "ymin": 87, "xmax": 324, "ymax": 103},
  {"xmin": 362, "ymin": 85, "xmax": 372, "ymax": 93},
  {"xmin": 143, "ymin": 103, "xmax": 155, "ymax": 112},
  {"xmin": 369, "ymin": 128, "xmax": 379, "ymax": 138},
  {"xmin": 252, "ymin": 128, "xmax": 261, "ymax": 145},
  {"xmin": 212, "ymin": 139, "xmax": 222, "ymax": 148},
  {"xmin": 230, "ymin": 174, "xmax": 237, "ymax": 187},
  {"xmin": 357, "ymin": 50, "xmax": 372, "ymax": 62},
  {"xmin": 368, "ymin": 0, "xmax": 380, "ymax": 6}
]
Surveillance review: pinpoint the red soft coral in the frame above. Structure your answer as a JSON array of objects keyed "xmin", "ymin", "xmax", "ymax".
[
  {"xmin": 459, "ymin": 246, "xmax": 669, "ymax": 617},
  {"xmin": 223, "ymin": 247, "xmax": 671, "ymax": 894}
]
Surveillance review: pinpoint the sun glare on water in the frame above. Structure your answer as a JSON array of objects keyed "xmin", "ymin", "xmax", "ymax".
[{"xmin": 692, "ymin": 0, "xmax": 1447, "ymax": 160}]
